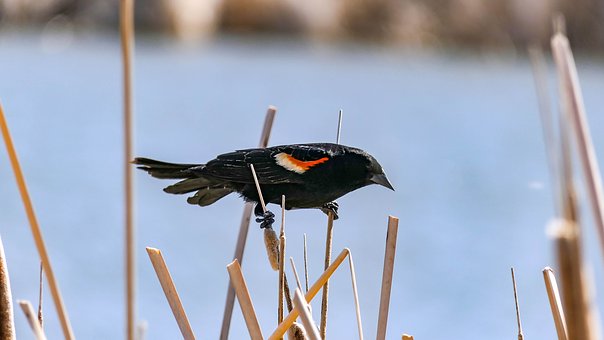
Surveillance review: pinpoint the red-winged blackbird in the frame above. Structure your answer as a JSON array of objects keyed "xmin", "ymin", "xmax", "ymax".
[{"xmin": 134, "ymin": 143, "xmax": 393, "ymax": 228}]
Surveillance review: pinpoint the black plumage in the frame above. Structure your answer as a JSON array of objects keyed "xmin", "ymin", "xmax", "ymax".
[{"xmin": 134, "ymin": 143, "xmax": 393, "ymax": 228}]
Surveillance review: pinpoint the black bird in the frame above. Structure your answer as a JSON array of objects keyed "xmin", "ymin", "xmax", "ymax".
[{"xmin": 134, "ymin": 143, "xmax": 394, "ymax": 228}]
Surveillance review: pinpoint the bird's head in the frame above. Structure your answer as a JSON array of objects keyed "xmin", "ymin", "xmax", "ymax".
[{"xmin": 364, "ymin": 153, "xmax": 394, "ymax": 191}]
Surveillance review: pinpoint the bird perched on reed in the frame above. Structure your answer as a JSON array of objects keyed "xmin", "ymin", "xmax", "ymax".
[{"xmin": 134, "ymin": 143, "xmax": 394, "ymax": 228}]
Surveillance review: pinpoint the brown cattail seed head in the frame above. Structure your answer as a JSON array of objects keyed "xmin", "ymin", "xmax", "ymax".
[
  {"xmin": 264, "ymin": 227, "xmax": 280, "ymax": 271},
  {"xmin": 287, "ymin": 322, "xmax": 307, "ymax": 340}
]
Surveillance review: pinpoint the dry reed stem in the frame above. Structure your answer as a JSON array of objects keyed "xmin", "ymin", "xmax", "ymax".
[
  {"xmin": 376, "ymin": 216, "xmax": 399, "ymax": 340},
  {"xmin": 543, "ymin": 267, "xmax": 568, "ymax": 340},
  {"xmin": 269, "ymin": 248, "xmax": 350, "ymax": 340},
  {"xmin": 0, "ymin": 235, "xmax": 15, "ymax": 340},
  {"xmin": 220, "ymin": 107, "xmax": 276, "ymax": 340},
  {"xmin": 145, "ymin": 247, "xmax": 196, "ymax": 340},
  {"xmin": 120, "ymin": 0, "xmax": 136, "ymax": 338},
  {"xmin": 347, "ymin": 251, "xmax": 363, "ymax": 340},
  {"xmin": 226, "ymin": 259, "xmax": 264, "ymax": 340},
  {"xmin": 0, "ymin": 104, "xmax": 74, "ymax": 339},
  {"xmin": 37, "ymin": 262, "xmax": 43, "ymax": 328},
  {"xmin": 551, "ymin": 34, "xmax": 604, "ymax": 262},
  {"xmin": 303, "ymin": 234, "xmax": 309, "ymax": 293},
  {"xmin": 293, "ymin": 288, "xmax": 321, "ymax": 340},
  {"xmin": 510, "ymin": 268, "xmax": 523, "ymax": 340},
  {"xmin": 290, "ymin": 258, "xmax": 303, "ymax": 292},
  {"xmin": 18, "ymin": 300, "xmax": 47, "ymax": 340}
]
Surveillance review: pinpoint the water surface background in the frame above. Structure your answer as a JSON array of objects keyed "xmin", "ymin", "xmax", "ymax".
[{"xmin": 1, "ymin": 32, "xmax": 604, "ymax": 339}]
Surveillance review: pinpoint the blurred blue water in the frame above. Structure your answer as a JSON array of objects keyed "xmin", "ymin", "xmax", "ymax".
[{"xmin": 1, "ymin": 32, "xmax": 603, "ymax": 339}]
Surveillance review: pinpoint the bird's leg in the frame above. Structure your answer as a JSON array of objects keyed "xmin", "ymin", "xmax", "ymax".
[
  {"xmin": 254, "ymin": 204, "xmax": 275, "ymax": 229},
  {"xmin": 321, "ymin": 201, "xmax": 339, "ymax": 220}
]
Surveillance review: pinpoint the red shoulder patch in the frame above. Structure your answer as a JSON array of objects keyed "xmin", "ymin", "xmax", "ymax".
[{"xmin": 275, "ymin": 153, "xmax": 329, "ymax": 174}]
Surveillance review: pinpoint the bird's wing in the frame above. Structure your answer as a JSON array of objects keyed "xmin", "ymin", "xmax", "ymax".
[{"xmin": 202, "ymin": 144, "xmax": 336, "ymax": 184}]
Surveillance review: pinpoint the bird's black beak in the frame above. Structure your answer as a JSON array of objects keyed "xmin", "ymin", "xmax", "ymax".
[{"xmin": 371, "ymin": 173, "xmax": 395, "ymax": 191}]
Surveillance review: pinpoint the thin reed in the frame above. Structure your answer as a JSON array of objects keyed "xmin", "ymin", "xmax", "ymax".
[
  {"xmin": 510, "ymin": 268, "xmax": 524, "ymax": 340},
  {"xmin": 348, "ymin": 251, "xmax": 363, "ymax": 340}
]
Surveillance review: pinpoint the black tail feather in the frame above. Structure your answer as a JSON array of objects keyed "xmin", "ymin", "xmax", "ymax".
[
  {"xmin": 133, "ymin": 157, "xmax": 202, "ymax": 179},
  {"xmin": 134, "ymin": 157, "xmax": 234, "ymax": 206}
]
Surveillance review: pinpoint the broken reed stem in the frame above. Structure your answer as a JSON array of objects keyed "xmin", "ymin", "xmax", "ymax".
[
  {"xmin": 37, "ymin": 262, "xmax": 43, "ymax": 328},
  {"xmin": 120, "ymin": 0, "xmax": 136, "ymax": 338},
  {"xmin": 348, "ymin": 251, "xmax": 363, "ymax": 340},
  {"xmin": 226, "ymin": 260, "xmax": 264, "ymax": 340},
  {"xmin": 269, "ymin": 248, "xmax": 350, "ymax": 340},
  {"xmin": 0, "ymin": 104, "xmax": 74, "ymax": 339},
  {"xmin": 293, "ymin": 288, "xmax": 321, "ymax": 340},
  {"xmin": 220, "ymin": 107, "xmax": 276, "ymax": 340},
  {"xmin": 543, "ymin": 267, "xmax": 568, "ymax": 340},
  {"xmin": 145, "ymin": 247, "xmax": 196, "ymax": 340},
  {"xmin": 0, "ymin": 236, "xmax": 15, "ymax": 340},
  {"xmin": 376, "ymin": 216, "xmax": 399, "ymax": 340},
  {"xmin": 551, "ymin": 34, "xmax": 604, "ymax": 263},
  {"xmin": 290, "ymin": 257, "xmax": 304, "ymax": 292},
  {"xmin": 510, "ymin": 268, "xmax": 524, "ymax": 340},
  {"xmin": 320, "ymin": 213, "xmax": 335, "ymax": 338},
  {"xmin": 18, "ymin": 300, "xmax": 47, "ymax": 340},
  {"xmin": 278, "ymin": 195, "xmax": 286, "ymax": 329},
  {"xmin": 303, "ymin": 234, "xmax": 309, "ymax": 293}
]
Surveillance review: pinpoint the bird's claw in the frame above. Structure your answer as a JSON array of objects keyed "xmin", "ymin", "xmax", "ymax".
[
  {"xmin": 256, "ymin": 210, "xmax": 275, "ymax": 229},
  {"xmin": 321, "ymin": 201, "xmax": 339, "ymax": 220}
]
